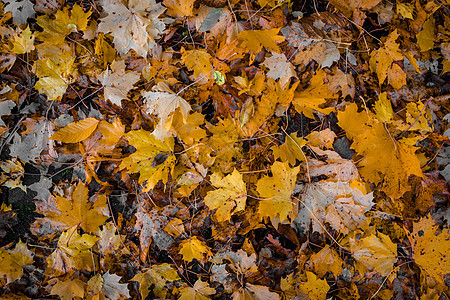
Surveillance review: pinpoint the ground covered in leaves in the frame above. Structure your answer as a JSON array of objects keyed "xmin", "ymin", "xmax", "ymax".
[{"xmin": 0, "ymin": 0, "xmax": 449, "ymax": 299}]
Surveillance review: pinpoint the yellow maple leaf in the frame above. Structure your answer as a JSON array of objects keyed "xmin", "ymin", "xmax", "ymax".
[
  {"xmin": 178, "ymin": 279, "xmax": 216, "ymax": 300},
  {"xmin": 393, "ymin": 101, "xmax": 433, "ymax": 134},
  {"xmin": 34, "ymin": 50, "xmax": 76, "ymax": 100},
  {"xmin": 164, "ymin": 0, "xmax": 196, "ymax": 17},
  {"xmin": 51, "ymin": 278, "xmax": 85, "ymax": 300},
  {"xmin": 299, "ymin": 271, "xmax": 330, "ymax": 299},
  {"xmin": 47, "ymin": 182, "xmax": 108, "ymax": 233},
  {"xmin": 408, "ymin": 214, "xmax": 450, "ymax": 287},
  {"xmin": 94, "ymin": 33, "xmax": 117, "ymax": 68},
  {"xmin": 11, "ymin": 26, "xmax": 34, "ymax": 54},
  {"xmin": 271, "ymin": 132, "xmax": 307, "ymax": 166},
  {"xmin": 387, "ymin": 63, "xmax": 406, "ymax": 89},
  {"xmin": 369, "ymin": 29, "xmax": 405, "ymax": 87},
  {"xmin": 309, "ymin": 246, "xmax": 344, "ymax": 278},
  {"xmin": 170, "ymin": 109, "xmax": 207, "ymax": 146},
  {"xmin": 50, "ymin": 118, "xmax": 99, "ymax": 143},
  {"xmin": 131, "ymin": 263, "xmax": 181, "ymax": 299},
  {"xmin": 238, "ymin": 28, "xmax": 284, "ymax": 54},
  {"xmin": 164, "ymin": 218, "xmax": 185, "ymax": 237},
  {"xmin": 36, "ymin": 4, "xmax": 91, "ymax": 45},
  {"xmin": 234, "ymin": 70, "xmax": 265, "ymax": 96},
  {"xmin": 257, "ymin": 161, "xmax": 300, "ymax": 223},
  {"xmin": 179, "ymin": 236, "xmax": 212, "ymax": 262},
  {"xmin": 204, "ymin": 169, "xmax": 247, "ymax": 222},
  {"xmin": 207, "ymin": 117, "xmax": 241, "ymax": 172},
  {"xmin": 293, "ymin": 69, "xmax": 351, "ymax": 119},
  {"xmin": 241, "ymin": 79, "xmax": 298, "ymax": 137},
  {"xmin": 45, "ymin": 227, "xmax": 99, "ymax": 276},
  {"xmin": 120, "ymin": 129, "xmax": 175, "ymax": 191},
  {"xmin": 0, "ymin": 240, "xmax": 34, "ymax": 284},
  {"xmin": 181, "ymin": 48, "xmax": 213, "ymax": 80},
  {"xmin": 338, "ymin": 103, "xmax": 422, "ymax": 199},
  {"xmin": 348, "ymin": 231, "xmax": 397, "ymax": 276}
]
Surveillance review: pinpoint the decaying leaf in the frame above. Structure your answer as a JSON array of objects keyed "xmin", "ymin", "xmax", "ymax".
[
  {"xmin": 98, "ymin": 0, "xmax": 166, "ymax": 57},
  {"xmin": 408, "ymin": 215, "xmax": 450, "ymax": 286},
  {"xmin": 97, "ymin": 60, "xmax": 140, "ymax": 106}
]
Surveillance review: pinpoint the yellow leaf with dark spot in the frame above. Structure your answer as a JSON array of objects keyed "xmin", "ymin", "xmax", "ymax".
[
  {"xmin": 11, "ymin": 26, "xmax": 34, "ymax": 54},
  {"xmin": 408, "ymin": 214, "xmax": 450, "ymax": 286}
]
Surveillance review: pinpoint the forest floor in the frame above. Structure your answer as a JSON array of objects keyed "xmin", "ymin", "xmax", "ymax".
[{"xmin": 0, "ymin": 0, "xmax": 449, "ymax": 299}]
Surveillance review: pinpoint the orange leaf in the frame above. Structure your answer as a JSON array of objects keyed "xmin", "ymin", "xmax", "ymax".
[{"xmin": 50, "ymin": 118, "xmax": 99, "ymax": 143}]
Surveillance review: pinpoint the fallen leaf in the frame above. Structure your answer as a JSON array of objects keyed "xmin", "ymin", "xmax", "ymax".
[
  {"xmin": 50, "ymin": 118, "xmax": 99, "ymax": 143},
  {"xmin": 46, "ymin": 182, "xmax": 108, "ymax": 233},
  {"xmin": 204, "ymin": 169, "xmax": 247, "ymax": 222},
  {"xmin": 181, "ymin": 48, "xmax": 213, "ymax": 79},
  {"xmin": 179, "ymin": 279, "xmax": 216, "ymax": 300},
  {"xmin": 51, "ymin": 278, "xmax": 85, "ymax": 300},
  {"xmin": 416, "ymin": 16, "xmax": 435, "ymax": 52},
  {"xmin": 408, "ymin": 215, "xmax": 450, "ymax": 286},
  {"xmin": 338, "ymin": 103, "xmax": 423, "ymax": 198},
  {"xmin": 299, "ymin": 271, "xmax": 330, "ymax": 299},
  {"xmin": 262, "ymin": 52, "xmax": 297, "ymax": 88},
  {"xmin": 309, "ymin": 246, "xmax": 344, "ymax": 278},
  {"xmin": 179, "ymin": 236, "xmax": 212, "ymax": 262},
  {"xmin": 131, "ymin": 263, "xmax": 181, "ymax": 299},
  {"xmin": 97, "ymin": 60, "xmax": 140, "ymax": 106},
  {"xmin": 238, "ymin": 28, "xmax": 284, "ymax": 54},
  {"xmin": 11, "ymin": 26, "xmax": 35, "ymax": 54},
  {"xmin": 98, "ymin": 0, "xmax": 166, "ymax": 57},
  {"xmin": 348, "ymin": 231, "xmax": 397, "ymax": 276},
  {"xmin": 257, "ymin": 161, "xmax": 300, "ymax": 223},
  {"xmin": 0, "ymin": 240, "xmax": 34, "ymax": 284}
]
